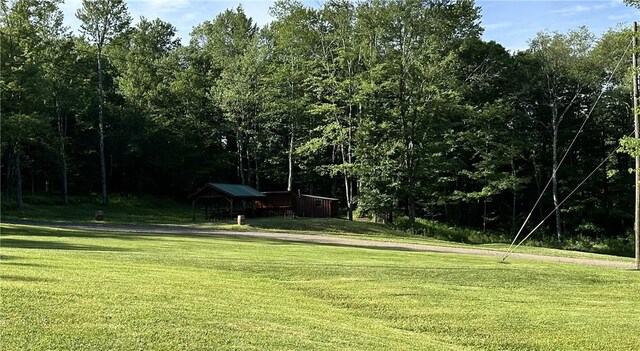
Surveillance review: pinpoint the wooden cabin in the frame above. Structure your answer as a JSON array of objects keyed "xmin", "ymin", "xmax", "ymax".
[
  {"xmin": 255, "ymin": 191, "xmax": 338, "ymax": 218},
  {"xmin": 295, "ymin": 194, "xmax": 338, "ymax": 218},
  {"xmin": 255, "ymin": 191, "xmax": 296, "ymax": 217},
  {"xmin": 189, "ymin": 183, "xmax": 265, "ymax": 220},
  {"xmin": 190, "ymin": 184, "xmax": 339, "ymax": 220}
]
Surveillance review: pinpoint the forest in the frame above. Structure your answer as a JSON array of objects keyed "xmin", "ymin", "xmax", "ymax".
[{"xmin": 2, "ymin": 0, "xmax": 639, "ymax": 243}]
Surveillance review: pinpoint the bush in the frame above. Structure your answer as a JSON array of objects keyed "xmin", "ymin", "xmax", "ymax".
[
  {"xmin": 563, "ymin": 234, "xmax": 634, "ymax": 257},
  {"xmin": 575, "ymin": 222, "xmax": 604, "ymax": 237},
  {"xmin": 392, "ymin": 217, "xmax": 633, "ymax": 257},
  {"xmin": 393, "ymin": 216, "xmax": 509, "ymax": 244}
]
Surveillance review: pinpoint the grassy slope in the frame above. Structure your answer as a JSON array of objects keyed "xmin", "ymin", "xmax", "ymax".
[
  {"xmin": 1, "ymin": 224, "xmax": 639, "ymax": 350},
  {"xmin": 3, "ymin": 195, "xmax": 633, "ymax": 262},
  {"xmin": 2, "ymin": 195, "xmax": 195, "ymax": 225}
]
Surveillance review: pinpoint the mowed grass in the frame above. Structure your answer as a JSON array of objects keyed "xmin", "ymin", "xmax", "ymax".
[{"xmin": 1, "ymin": 224, "xmax": 639, "ymax": 350}]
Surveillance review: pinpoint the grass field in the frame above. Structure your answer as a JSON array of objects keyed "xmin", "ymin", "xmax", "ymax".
[{"xmin": 2, "ymin": 224, "xmax": 639, "ymax": 350}]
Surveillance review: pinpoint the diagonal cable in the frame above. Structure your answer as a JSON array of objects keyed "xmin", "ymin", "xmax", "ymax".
[
  {"xmin": 503, "ymin": 130, "xmax": 634, "ymax": 261},
  {"xmin": 504, "ymin": 39, "xmax": 633, "ymax": 257}
]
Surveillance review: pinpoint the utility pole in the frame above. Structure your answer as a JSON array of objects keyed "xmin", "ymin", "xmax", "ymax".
[{"xmin": 634, "ymin": 21, "xmax": 639, "ymax": 270}]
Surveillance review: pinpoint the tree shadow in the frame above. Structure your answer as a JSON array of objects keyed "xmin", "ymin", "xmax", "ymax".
[
  {"xmin": 206, "ymin": 234, "xmax": 509, "ymax": 264},
  {"xmin": 2, "ymin": 224, "xmax": 159, "ymax": 241},
  {"xmin": 0, "ymin": 254, "xmax": 21, "ymax": 260},
  {"xmin": 247, "ymin": 218, "xmax": 394, "ymax": 235},
  {"xmin": 0, "ymin": 274, "xmax": 55, "ymax": 282},
  {"xmin": 1, "ymin": 262, "xmax": 48, "ymax": 268},
  {"xmin": 1, "ymin": 238, "xmax": 127, "ymax": 252}
]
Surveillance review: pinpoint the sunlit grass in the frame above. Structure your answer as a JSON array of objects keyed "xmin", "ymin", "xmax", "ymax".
[{"xmin": 1, "ymin": 224, "xmax": 639, "ymax": 350}]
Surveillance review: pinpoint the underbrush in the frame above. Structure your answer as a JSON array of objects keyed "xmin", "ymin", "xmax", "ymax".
[
  {"xmin": 392, "ymin": 216, "xmax": 511, "ymax": 244},
  {"xmin": 392, "ymin": 216, "xmax": 634, "ymax": 258}
]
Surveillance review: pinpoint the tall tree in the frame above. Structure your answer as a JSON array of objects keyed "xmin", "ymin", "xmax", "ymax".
[
  {"xmin": 37, "ymin": 6, "xmax": 85, "ymax": 205},
  {"xmin": 527, "ymin": 28, "xmax": 596, "ymax": 243},
  {"xmin": 264, "ymin": 0, "xmax": 316, "ymax": 191},
  {"xmin": 301, "ymin": 0, "xmax": 362, "ymax": 220},
  {"xmin": 193, "ymin": 7, "xmax": 260, "ymax": 186},
  {"xmin": 452, "ymin": 39, "xmax": 527, "ymax": 231},
  {"xmin": 1, "ymin": 0, "xmax": 62, "ymax": 207},
  {"xmin": 76, "ymin": 0, "xmax": 131, "ymax": 204},
  {"xmin": 356, "ymin": 0, "xmax": 481, "ymax": 225}
]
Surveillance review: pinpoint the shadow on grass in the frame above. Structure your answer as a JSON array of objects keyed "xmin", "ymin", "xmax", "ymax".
[
  {"xmin": 0, "ymin": 221, "xmax": 526, "ymax": 257},
  {"xmin": 0, "ymin": 274, "xmax": 55, "ymax": 282},
  {"xmin": 0, "ymin": 254, "xmax": 22, "ymax": 260},
  {"xmin": 5, "ymin": 226, "xmax": 442, "ymax": 255},
  {"xmin": 1, "ymin": 262, "xmax": 48, "ymax": 268},
  {"xmin": 199, "ymin": 233, "xmax": 505, "ymax": 258},
  {"xmin": 1, "ymin": 238, "xmax": 127, "ymax": 252},
  {"xmin": 3, "ymin": 222, "xmax": 479, "ymax": 255},
  {"xmin": 2, "ymin": 224, "xmax": 164, "ymax": 242},
  {"xmin": 246, "ymin": 218, "xmax": 394, "ymax": 235}
]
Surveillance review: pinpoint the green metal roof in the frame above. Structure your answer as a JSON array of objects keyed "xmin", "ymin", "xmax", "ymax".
[{"xmin": 208, "ymin": 183, "xmax": 265, "ymax": 198}]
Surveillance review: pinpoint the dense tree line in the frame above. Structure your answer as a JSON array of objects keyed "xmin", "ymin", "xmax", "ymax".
[{"xmin": 1, "ymin": 0, "xmax": 637, "ymax": 241}]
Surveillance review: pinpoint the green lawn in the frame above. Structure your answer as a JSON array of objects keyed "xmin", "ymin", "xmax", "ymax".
[{"xmin": 2, "ymin": 224, "xmax": 639, "ymax": 350}]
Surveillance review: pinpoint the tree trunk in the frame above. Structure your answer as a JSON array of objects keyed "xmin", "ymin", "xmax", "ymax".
[
  {"xmin": 254, "ymin": 154, "xmax": 260, "ymax": 191},
  {"xmin": 236, "ymin": 126, "xmax": 245, "ymax": 185},
  {"xmin": 552, "ymin": 105, "xmax": 562, "ymax": 244},
  {"xmin": 15, "ymin": 146, "xmax": 24, "ymax": 209},
  {"xmin": 55, "ymin": 96, "xmax": 68, "ymax": 205},
  {"xmin": 238, "ymin": 143, "xmax": 245, "ymax": 185},
  {"xmin": 97, "ymin": 48, "xmax": 108, "ymax": 205},
  {"xmin": 408, "ymin": 194, "xmax": 416, "ymax": 226},
  {"xmin": 30, "ymin": 157, "xmax": 35, "ymax": 196},
  {"xmin": 4, "ymin": 150, "xmax": 13, "ymax": 202},
  {"xmin": 483, "ymin": 199, "xmax": 487, "ymax": 231},
  {"xmin": 511, "ymin": 158, "xmax": 517, "ymax": 236},
  {"xmin": 344, "ymin": 173, "xmax": 352, "ymax": 221},
  {"xmin": 287, "ymin": 129, "xmax": 294, "ymax": 192},
  {"xmin": 246, "ymin": 147, "xmax": 252, "ymax": 187}
]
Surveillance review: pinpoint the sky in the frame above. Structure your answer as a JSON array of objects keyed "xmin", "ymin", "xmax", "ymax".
[{"xmin": 60, "ymin": 0, "xmax": 640, "ymax": 52}]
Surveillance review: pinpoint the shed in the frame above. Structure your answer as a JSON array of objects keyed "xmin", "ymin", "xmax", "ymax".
[
  {"xmin": 255, "ymin": 191, "xmax": 296, "ymax": 217},
  {"xmin": 189, "ymin": 183, "xmax": 265, "ymax": 220},
  {"xmin": 295, "ymin": 194, "xmax": 339, "ymax": 218}
]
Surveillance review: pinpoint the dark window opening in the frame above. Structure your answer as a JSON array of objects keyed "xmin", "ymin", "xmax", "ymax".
[{"xmin": 314, "ymin": 200, "xmax": 321, "ymax": 207}]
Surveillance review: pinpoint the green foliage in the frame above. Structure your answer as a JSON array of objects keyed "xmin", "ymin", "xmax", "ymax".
[
  {"xmin": 1, "ymin": 0, "xmax": 637, "ymax": 249},
  {"xmin": 75, "ymin": 0, "xmax": 131, "ymax": 48},
  {"xmin": 394, "ymin": 216, "xmax": 511, "ymax": 244},
  {"xmin": 620, "ymin": 136, "xmax": 640, "ymax": 157}
]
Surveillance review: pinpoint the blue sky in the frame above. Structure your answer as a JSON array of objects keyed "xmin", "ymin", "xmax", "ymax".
[
  {"xmin": 60, "ymin": 0, "xmax": 639, "ymax": 52},
  {"xmin": 478, "ymin": 0, "xmax": 639, "ymax": 51}
]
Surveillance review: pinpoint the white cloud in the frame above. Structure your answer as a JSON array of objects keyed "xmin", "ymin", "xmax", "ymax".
[
  {"xmin": 180, "ymin": 12, "xmax": 199, "ymax": 22},
  {"xmin": 608, "ymin": 13, "xmax": 634, "ymax": 20},
  {"xmin": 141, "ymin": 0, "xmax": 191, "ymax": 13},
  {"xmin": 551, "ymin": 5, "xmax": 592, "ymax": 16},
  {"xmin": 484, "ymin": 21, "xmax": 512, "ymax": 30}
]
